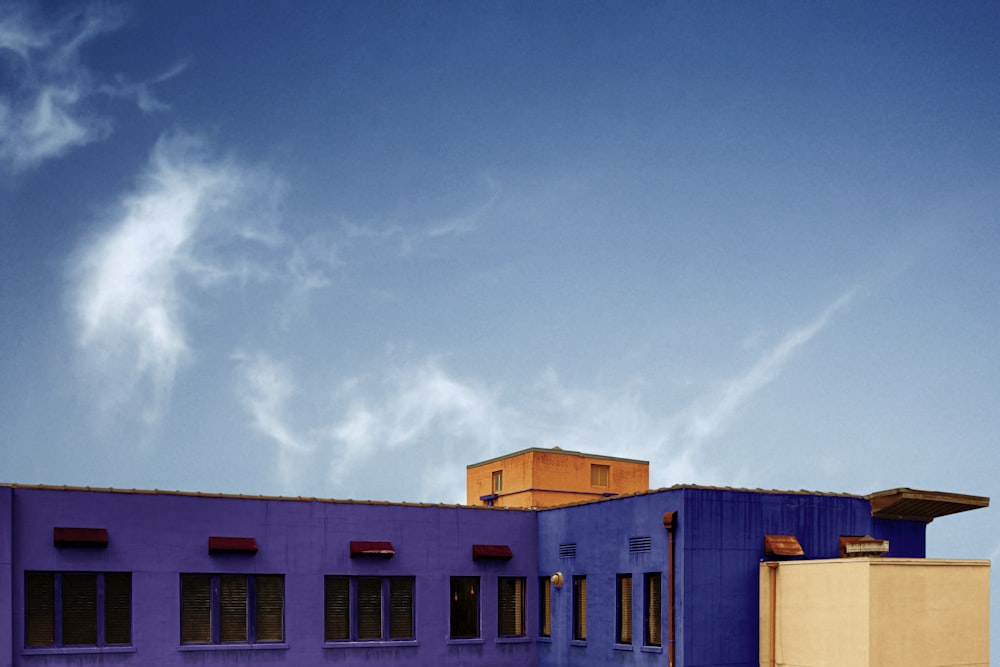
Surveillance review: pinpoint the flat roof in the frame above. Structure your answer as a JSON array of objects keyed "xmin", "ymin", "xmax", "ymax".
[
  {"xmin": 466, "ymin": 446, "xmax": 649, "ymax": 469},
  {"xmin": 0, "ymin": 483, "xmax": 533, "ymax": 511}
]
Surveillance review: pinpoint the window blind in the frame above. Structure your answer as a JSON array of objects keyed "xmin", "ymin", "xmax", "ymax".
[
  {"xmin": 254, "ymin": 576, "xmax": 283, "ymax": 642},
  {"xmin": 539, "ymin": 577, "xmax": 551, "ymax": 637},
  {"xmin": 181, "ymin": 575, "xmax": 212, "ymax": 644},
  {"xmin": 324, "ymin": 577, "xmax": 350, "ymax": 641},
  {"xmin": 388, "ymin": 577, "xmax": 414, "ymax": 640},
  {"xmin": 617, "ymin": 574, "xmax": 633, "ymax": 644},
  {"xmin": 103, "ymin": 573, "xmax": 131, "ymax": 645},
  {"xmin": 645, "ymin": 572, "xmax": 662, "ymax": 647},
  {"xmin": 498, "ymin": 577, "xmax": 525, "ymax": 637},
  {"xmin": 357, "ymin": 577, "xmax": 382, "ymax": 640},
  {"xmin": 219, "ymin": 575, "xmax": 247, "ymax": 643},
  {"xmin": 25, "ymin": 573, "xmax": 54, "ymax": 647},
  {"xmin": 61, "ymin": 574, "xmax": 97, "ymax": 645}
]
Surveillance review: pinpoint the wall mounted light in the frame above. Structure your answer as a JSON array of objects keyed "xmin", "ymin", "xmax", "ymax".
[{"xmin": 551, "ymin": 572, "xmax": 564, "ymax": 589}]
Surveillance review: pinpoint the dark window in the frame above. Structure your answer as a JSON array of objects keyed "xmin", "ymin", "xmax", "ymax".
[
  {"xmin": 449, "ymin": 576, "xmax": 479, "ymax": 639},
  {"xmin": 357, "ymin": 577, "xmax": 382, "ymax": 639},
  {"xmin": 255, "ymin": 575, "xmax": 285, "ymax": 642},
  {"xmin": 324, "ymin": 576, "xmax": 415, "ymax": 642},
  {"xmin": 324, "ymin": 577, "xmax": 350, "ymax": 641},
  {"xmin": 617, "ymin": 574, "xmax": 633, "ymax": 644},
  {"xmin": 572, "ymin": 575, "xmax": 587, "ymax": 641},
  {"xmin": 644, "ymin": 572, "xmax": 662, "ymax": 647},
  {"xmin": 219, "ymin": 575, "xmax": 247, "ymax": 643},
  {"xmin": 497, "ymin": 577, "xmax": 525, "ymax": 637},
  {"xmin": 24, "ymin": 572, "xmax": 131, "ymax": 648},
  {"xmin": 180, "ymin": 574, "xmax": 283, "ymax": 645},
  {"xmin": 538, "ymin": 576, "xmax": 551, "ymax": 638},
  {"xmin": 388, "ymin": 577, "xmax": 414, "ymax": 640}
]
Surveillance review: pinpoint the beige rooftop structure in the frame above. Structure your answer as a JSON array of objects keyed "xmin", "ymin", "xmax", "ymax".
[{"xmin": 466, "ymin": 446, "xmax": 649, "ymax": 508}]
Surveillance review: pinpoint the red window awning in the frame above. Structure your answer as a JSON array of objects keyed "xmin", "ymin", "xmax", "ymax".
[
  {"xmin": 350, "ymin": 541, "xmax": 395, "ymax": 557},
  {"xmin": 53, "ymin": 527, "xmax": 108, "ymax": 548},
  {"xmin": 208, "ymin": 536, "xmax": 258, "ymax": 554},
  {"xmin": 472, "ymin": 544, "xmax": 513, "ymax": 560}
]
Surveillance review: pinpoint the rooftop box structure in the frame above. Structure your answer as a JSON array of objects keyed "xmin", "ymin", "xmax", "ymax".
[{"xmin": 466, "ymin": 446, "xmax": 649, "ymax": 508}]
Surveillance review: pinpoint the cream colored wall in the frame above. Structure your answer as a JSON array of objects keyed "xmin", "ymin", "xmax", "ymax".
[
  {"xmin": 760, "ymin": 559, "xmax": 990, "ymax": 667},
  {"xmin": 759, "ymin": 559, "xmax": 871, "ymax": 667},
  {"xmin": 869, "ymin": 559, "xmax": 990, "ymax": 667}
]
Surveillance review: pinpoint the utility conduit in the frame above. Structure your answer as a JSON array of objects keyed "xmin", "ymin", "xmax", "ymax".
[
  {"xmin": 767, "ymin": 562, "xmax": 778, "ymax": 667},
  {"xmin": 663, "ymin": 511, "xmax": 677, "ymax": 667}
]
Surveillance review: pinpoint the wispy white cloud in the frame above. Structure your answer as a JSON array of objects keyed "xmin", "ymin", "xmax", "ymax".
[
  {"xmin": 68, "ymin": 133, "xmax": 273, "ymax": 423},
  {"xmin": 99, "ymin": 61, "xmax": 188, "ymax": 113},
  {"xmin": 0, "ymin": 3, "xmax": 176, "ymax": 173},
  {"xmin": 336, "ymin": 176, "xmax": 501, "ymax": 256},
  {"xmin": 330, "ymin": 361, "xmax": 508, "ymax": 462},
  {"xmin": 675, "ymin": 288, "xmax": 858, "ymax": 447},
  {"xmin": 232, "ymin": 351, "xmax": 315, "ymax": 490},
  {"xmin": 233, "ymin": 351, "xmax": 312, "ymax": 454},
  {"xmin": 231, "ymin": 291, "xmax": 858, "ymax": 500}
]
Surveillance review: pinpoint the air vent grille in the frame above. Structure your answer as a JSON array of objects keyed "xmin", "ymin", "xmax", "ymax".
[
  {"xmin": 629, "ymin": 536, "xmax": 652, "ymax": 553},
  {"xmin": 559, "ymin": 543, "xmax": 577, "ymax": 558}
]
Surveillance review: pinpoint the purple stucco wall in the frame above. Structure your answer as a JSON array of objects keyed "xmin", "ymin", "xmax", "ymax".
[
  {"xmin": 1, "ymin": 483, "xmax": 936, "ymax": 667},
  {"xmin": 1, "ymin": 487, "xmax": 13, "ymax": 667},
  {"xmin": 6, "ymin": 486, "xmax": 538, "ymax": 667}
]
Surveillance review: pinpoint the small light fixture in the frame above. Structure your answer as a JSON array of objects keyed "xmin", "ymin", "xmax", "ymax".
[{"xmin": 551, "ymin": 572, "xmax": 564, "ymax": 589}]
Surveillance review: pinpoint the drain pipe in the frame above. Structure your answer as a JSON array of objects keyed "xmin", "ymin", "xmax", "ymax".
[
  {"xmin": 766, "ymin": 561, "xmax": 778, "ymax": 667},
  {"xmin": 663, "ymin": 511, "xmax": 677, "ymax": 667}
]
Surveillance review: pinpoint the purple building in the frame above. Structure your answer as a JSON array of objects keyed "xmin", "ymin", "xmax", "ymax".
[{"xmin": 0, "ymin": 478, "xmax": 988, "ymax": 666}]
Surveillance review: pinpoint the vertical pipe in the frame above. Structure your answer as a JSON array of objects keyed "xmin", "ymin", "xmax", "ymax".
[
  {"xmin": 664, "ymin": 512, "xmax": 677, "ymax": 667},
  {"xmin": 767, "ymin": 562, "xmax": 778, "ymax": 667}
]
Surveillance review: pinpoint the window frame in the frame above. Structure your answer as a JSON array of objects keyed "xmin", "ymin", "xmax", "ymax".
[
  {"xmin": 616, "ymin": 573, "xmax": 633, "ymax": 645},
  {"xmin": 538, "ymin": 576, "xmax": 551, "ymax": 638},
  {"xmin": 449, "ymin": 576, "xmax": 480, "ymax": 640},
  {"xmin": 643, "ymin": 572, "xmax": 662, "ymax": 648},
  {"xmin": 179, "ymin": 573, "xmax": 284, "ymax": 646},
  {"xmin": 497, "ymin": 577, "xmax": 526, "ymax": 638},
  {"xmin": 591, "ymin": 464, "xmax": 610, "ymax": 487},
  {"xmin": 24, "ymin": 571, "xmax": 132, "ymax": 651},
  {"xmin": 324, "ymin": 575, "xmax": 416, "ymax": 644},
  {"xmin": 572, "ymin": 575, "xmax": 587, "ymax": 642}
]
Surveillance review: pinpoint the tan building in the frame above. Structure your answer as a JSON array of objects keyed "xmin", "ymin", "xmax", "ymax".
[
  {"xmin": 466, "ymin": 446, "xmax": 649, "ymax": 508},
  {"xmin": 759, "ymin": 557, "xmax": 990, "ymax": 667}
]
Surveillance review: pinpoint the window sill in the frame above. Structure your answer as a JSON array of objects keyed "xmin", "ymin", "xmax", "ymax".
[
  {"xmin": 23, "ymin": 646, "xmax": 135, "ymax": 656},
  {"xmin": 447, "ymin": 638, "xmax": 484, "ymax": 645},
  {"xmin": 496, "ymin": 636, "xmax": 531, "ymax": 644},
  {"xmin": 570, "ymin": 640, "xmax": 587, "ymax": 647},
  {"xmin": 641, "ymin": 645, "xmax": 663, "ymax": 654},
  {"xmin": 614, "ymin": 643, "xmax": 634, "ymax": 651},
  {"xmin": 536, "ymin": 636, "xmax": 552, "ymax": 643},
  {"xmin": 324, "ymin": 640, "xmax": 418, "ymax": 648},
  {"xmin": 178, "ymin": 643, "xmax": 289, "ymax": 651}
]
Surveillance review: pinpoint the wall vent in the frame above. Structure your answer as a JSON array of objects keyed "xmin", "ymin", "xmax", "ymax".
[
  {"xmin": 559, "ymin": 543, "xmax": 577, "ymax": 558},
  {"xmin": 629, "ymin": 536, "xmax": 652, "ymax": 553}
]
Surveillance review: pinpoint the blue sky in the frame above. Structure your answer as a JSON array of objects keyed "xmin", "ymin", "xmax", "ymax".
[{"xmin": 2, "ymin": 0, "xmax": 998, "ymax": 647}]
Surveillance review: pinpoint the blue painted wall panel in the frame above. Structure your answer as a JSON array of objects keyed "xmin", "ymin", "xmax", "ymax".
[{"xmin": 537, "ymin": 487, "xmax": 929, "ymax": 667}]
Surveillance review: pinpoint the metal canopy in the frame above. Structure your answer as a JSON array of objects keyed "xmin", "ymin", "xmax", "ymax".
[{"xmin": 867, "ymin": 488, "xmax": 989, "ymax": 522}]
